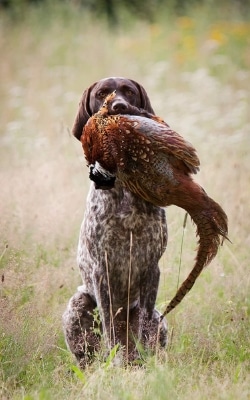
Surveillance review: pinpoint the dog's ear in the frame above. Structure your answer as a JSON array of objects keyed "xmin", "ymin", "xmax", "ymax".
[
  {"xmin": 130, "ymin": 79, "xmax": 155, "ymax": 115},
  {"xmin": 72, "ymin": 82, "xmax": 97, "ymax": 141}
]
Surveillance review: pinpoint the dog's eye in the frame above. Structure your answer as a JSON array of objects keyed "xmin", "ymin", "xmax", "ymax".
[
  {"xmin": 97, "ymin": 90, "xmax": 108, "ymax": 99},
  {"xmin": 126, "ymin": 89, "xmax": 134, "ymax": 96}
]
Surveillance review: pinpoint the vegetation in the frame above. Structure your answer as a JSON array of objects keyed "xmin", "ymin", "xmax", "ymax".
[{"xmin": 0, "ymin": 1, "xmax": 249, "ymax": 399}]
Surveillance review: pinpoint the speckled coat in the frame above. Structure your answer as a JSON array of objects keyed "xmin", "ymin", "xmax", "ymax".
[
  {"xmin": 63, "ymin": 180, "xmax": 168, "ymax": 366},
  {"xmin": 62, "ymin": 77, "xmax": 168, "ymax": 367}
]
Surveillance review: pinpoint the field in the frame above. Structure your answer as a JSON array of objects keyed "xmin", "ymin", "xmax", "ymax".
[{"xmin": 0, "ymin": 2, "xmax": 249, "ymax": 399}]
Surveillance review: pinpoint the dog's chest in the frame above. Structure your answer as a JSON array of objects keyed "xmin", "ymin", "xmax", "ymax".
[{"xmin": 77, "ymin": 183, "xmax": 167, "ymax": 306}]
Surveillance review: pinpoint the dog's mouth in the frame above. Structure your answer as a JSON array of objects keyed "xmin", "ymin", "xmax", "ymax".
[{"xmin": 89, "ymin": 163, "xmax": 116, "ymax": 190}]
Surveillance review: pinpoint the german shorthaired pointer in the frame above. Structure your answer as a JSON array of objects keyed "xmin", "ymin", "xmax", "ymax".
[{"xmin": 63, "ymin": 78, "xmax": 168, "ymax": 367}]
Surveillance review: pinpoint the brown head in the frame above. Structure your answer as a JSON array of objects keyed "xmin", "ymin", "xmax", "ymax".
[{"xmin": 72, "ymin": 77, "xmax": 155, "ymax": 140}]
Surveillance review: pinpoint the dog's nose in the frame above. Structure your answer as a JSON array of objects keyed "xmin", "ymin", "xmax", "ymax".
[{"xmin": 111, "ymin": 99, "xmax": 129, "ymax": 113}]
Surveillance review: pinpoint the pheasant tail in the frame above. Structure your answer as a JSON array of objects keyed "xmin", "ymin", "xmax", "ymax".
[{"xmin": 162, "ymin": 195, "xmax": 228, "ymax": 316}]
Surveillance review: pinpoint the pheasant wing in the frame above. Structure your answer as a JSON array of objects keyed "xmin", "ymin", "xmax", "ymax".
[{"xmin": 121, "ymin": 115, "xmax": 200, "ymax": 175}]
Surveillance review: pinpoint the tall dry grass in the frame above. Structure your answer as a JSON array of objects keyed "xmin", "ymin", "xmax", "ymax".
[{"xmin": 0, "ymin": 2, "xmax": 249, "ymax": 399}]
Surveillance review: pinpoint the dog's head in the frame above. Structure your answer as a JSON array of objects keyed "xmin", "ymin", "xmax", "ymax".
[{"xmin": 72, "ymin": 77, "xmax": 154, "ymax": 140}]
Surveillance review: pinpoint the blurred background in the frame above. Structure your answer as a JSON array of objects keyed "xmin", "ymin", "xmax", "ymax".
[{"xmin": 0, "ymin": 1, "xmax": 249, "ymax": 399}]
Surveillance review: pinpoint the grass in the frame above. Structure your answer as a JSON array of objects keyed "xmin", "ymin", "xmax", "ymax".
[{"xmin": 0, "ymin": 1, "xmax": 250, "ymax": 399}]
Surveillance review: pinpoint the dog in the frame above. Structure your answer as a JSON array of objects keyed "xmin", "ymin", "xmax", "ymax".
[{"xmin": 63, "ymin": 77, "xmax": 168, "ymax": 367}]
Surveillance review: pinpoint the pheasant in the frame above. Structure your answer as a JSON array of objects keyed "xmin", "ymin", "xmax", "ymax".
[{"xmin": 81, "ymin": 91, "xmax": 229, "ymax": 316}]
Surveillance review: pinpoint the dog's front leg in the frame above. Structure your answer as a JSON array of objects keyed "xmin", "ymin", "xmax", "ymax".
[
  {"xmin": 93, "ymin": 269, "xmax": 116, "ymax": 350},
  {"xmin": 139, "ymin": 265, "xmax": 160, "ymax": 345}
]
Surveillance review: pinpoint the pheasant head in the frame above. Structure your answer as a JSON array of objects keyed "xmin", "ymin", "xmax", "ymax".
[{"xmin": 82, "ymin": 91, "xmax": 118, "ymax": 188}]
